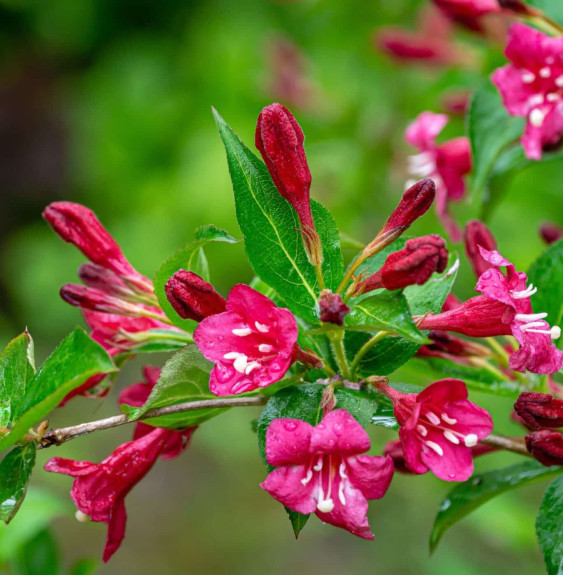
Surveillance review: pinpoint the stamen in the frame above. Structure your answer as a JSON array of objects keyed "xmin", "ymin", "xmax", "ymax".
[
  {"xmin": 523, "ymin": 326, "xmax": 561, "ymax": 339},
  {"xmin": 233, "ymin": 355, "xmax": 248, "ymax": 374},
  {"xmin": 521, "ymin": 71, "xmax": 535, "ymax": 83},
  {"xmin": 464, "ymin": 434, "xmax": 478, "ymax": 447},
  {"xmin": 556, "ymin": 75, "xmax": 563, "ymax": 88},
  {"xmin": 529, "ymin": 108, "xmax": 545, "ymax": 128},
  {"xmin": 426, "ymin": 411, "xmax": 441, "ymax": 426},
  {"xmin": 520, "ymin": 321, "xmax": 549, "ymax": 331},
  {"xmin": 417, "ymin": 424, "xmax": 428, "ymax": 437},
  {"xmin": 444, "ymin": 430, "xmax": 460, "ymax": 444},
  {"xmin": 511, "ymin": 283, "xmax": 537, "ymax": 299},
  {"xmin": 223, "ymin": 351, "xmax": 244, "ymax": 360},
  {"xmin": 258, "ymin": 344, "xmax": 274, "ymax": 353},
  {"xmin": 255, "ymin": 321, "xmax": 270, "ymax": 333},
  {"xmin": 313, "ymin": 456, "xmax": 323, "ymax": 472},
  {"xmin": 232, "ymin": 327, "xmax": 252, "ymax": 336},
  {"xmin": 301, "ymin": 468, "xmax": 313, "ymax": 485},
  {"xmin": 425, "ymin": 441, "xmax": 444, "ymax": 456},
  {"xmin": 338, "ymin": 462, "xmax": 348, "ymax": 506},
  {"xmin": 547, "ymin": 93, "xmax": 560, "ymax": 103},
  {"xmin": 515, "ymin": 312, "xmax": 548, "ymax": 322},
  {"xmin": 441, "ymin": 413, "xmax": 457, "ymax": 425},
  {"xmin": 317, "ymin": 499, "xmax": 335, "ymax": 513},
  {"xmin": 539, "ymin": 67, "xmax": 551, "ymax": 78},
  {"xmin": 245, "ymin": 361, "xmax": 260, "ymax": 374}
]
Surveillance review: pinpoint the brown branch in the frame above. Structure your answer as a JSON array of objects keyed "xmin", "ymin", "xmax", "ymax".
[
  {"xmin": 38, "ymin": 395, "xmax": 268, "ymax": 449},
  {"xmin": 482, "ymin": 433, "xmax": 531, "ymax": 457}
]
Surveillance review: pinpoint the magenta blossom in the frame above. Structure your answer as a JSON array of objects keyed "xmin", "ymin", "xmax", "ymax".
[
  {"xmin": 406, "ymin": 111, "xmax": 471, "ymax": 241},
  {"xmin": 194, "ymin": 284, "xmax": 299, "ymax": 395},
  {"xmin": 492, "ymin": 23, "xmax": 563, "ymax": 160},
  {"xmin": 432, "ymin": 0, "xmax": 501, "ymax": 32},
  {"xmin": 475, "ymin": 247, "xmax": 562, "ymax": 374},
  {"xmin": 261, "ymin": 409, "xmax": 394, "ymax": 539},
  {"xmin": 380, "ymin": 379, "xmax": 493, "ymax": 481}
]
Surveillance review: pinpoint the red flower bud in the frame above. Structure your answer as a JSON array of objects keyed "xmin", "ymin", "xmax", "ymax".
[
  {"xmin": 78, "ymin": 263, "xmax": 132, "ymax": 298},
  {"xmin": 360, "ymin": 234, "xmax": 448, "ymax": 293},
  {"xmin": 381, "ymin": 179, "xmax": 436, "ymax": 237},
  {"xmin": 318, "ymin": 290, "xmax": 350, "ymax": 325},
  {"xmin": 60, "ymin": 284, "xmax": 151, "ymax": 317},
  {"xmin": 540, "ymin": 222, "xmax": 563, "ymax": 245},
  {"xmin": 417, "ymin": 295, "xmax": 515, "ymax": 337},
  {"xmin": 526, "ymin": 430, "xmax": 563, "ymax": 466},
  {"xmin": 165, "ymin": 270, "xmax": 226, "ymax": 322},
  {"xmin": 514, "ymin": 392, "xmax": 563, "ymax": 430},
  {"xmin": 43, "ymin": 202, "xmax": 138, "ymax": 278},
  {"xmin": 464, "ymin": 220, "xmax": 497, "ymax": 278},
  {"xmin": 426, "ymin": 330, "xmax": 490, "ymax": 357},
  {"xmin": 442, "ymin": 293, "xmax": 462, "ymax": 311}
]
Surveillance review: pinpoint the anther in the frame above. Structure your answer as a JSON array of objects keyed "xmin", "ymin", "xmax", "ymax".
[
  {"xmin": 464, "ymin": 434, "xmax": 478, "ymax": 447},
  {"xmin": 444, "ymin": 430, "xmax": 460, "ymax": 444},
  {"xmin": 425, "ymin": 441, "xmax": 444, "ymax": 456}
]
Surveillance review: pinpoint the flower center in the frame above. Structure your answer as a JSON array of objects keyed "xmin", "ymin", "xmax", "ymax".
[
  {"xmin": 416, "ymin": 408, "xmax": 479, "ymax": 455},
  {"xmin": 301, "ymin": 454, "xmax": 347, "ymax": 513}
]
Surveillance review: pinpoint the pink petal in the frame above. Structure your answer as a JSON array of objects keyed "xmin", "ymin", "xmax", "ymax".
[
  {"xmin": 417, "ymin": 378, "xmax": 468, "ymax": 405},
  {"xmin": 420, "ymin": 429, "xmax": 474, "ymax": 481},
  {"xmin": 226, "ymin": 284, "xmax": 280, "ymax": 325},
  {"xmin": 399, "ymin": 428, "xmax": 428, "ymax": 475},
  {"xmin": 310, "ymin": 409, "xmax": 370, "ymax": 456},
  {"xmin": 475, "ymin": 267, "xmax": 514, "ymax": 307},
  {"xmin": 118, "ymin": 382, "xmax": 152, "ymax": 408},
  {"xmin": 260, "ymin": 464, "xmax": 317, "ymax": 515},
  {"xmin": 446, "ymin": 401, "xmax": 494, "ymax": 438},
  {"xmin": 345, "ymin": 455, "xmax": 394, "ymax": 500},
  {"xmin": 406, "ymin": 112, "xmax": 448, "ymax": 151},
  {"xmin": 44, "ymin": 458, "xmax": 97, "ymax": 477},
  {"xmin": 265, "ymin": 418, "xmax": 314, "ymax": 467},
  {"xmin": 510, "ymin": 324, "xmax": 563, "ymax": 375},
  {"xmin": 103, "ymin": 497, "xmax": 127, "ymax": 563},
  {"xmin": 491, "ymin": 65, "xmax": 536, "ymax": 117}
]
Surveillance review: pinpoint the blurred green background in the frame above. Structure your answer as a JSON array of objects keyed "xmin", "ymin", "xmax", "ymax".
[{"xmin": 0, "ymin": 0, "xmax": 561, "ymax": 573}]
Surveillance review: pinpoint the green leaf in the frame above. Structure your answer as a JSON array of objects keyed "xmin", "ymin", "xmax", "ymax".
[
  {"xmin": 537, "ymin": 474, "xmax": 563, "ymax": 575},
  {"xmin": 528, "ymin": 239, "xmax": 563, "ymax": 327},
  {"xmin": 256, "ymin": 383, "xmax": 390, "ymax": 536},
  {"xmin": 0, "ymin": 444, "xmax": 36, "ymax": 524},
  {"xmin": 469, "ymin": 80, "xmax": 525, "ymax": 200},
  {"xmin": 154, "ymin": 227, "xmax": 238, "ymax": 330},
  {"xmin": 10, "ymin": 527, "xmax": 59, "ymax": 575},
  {"xmin": 213, "ymin": 108, "xmax": 344, "ymax": 324},
  {"xmin": 528, "ymin": 0, "xmax": 563, "ymax": 25},
  {"xmin": 430, "ymin": 461, "xmax": 563, "ymax": 554},
  {"xmin": 346, "ymin": 255, "xmax": 459, "ymax": 376},
  {"xmin": 122, "ymin": 344, "xmax": 227, "ymax": 429},
  {"xmin": 0, "ymin": 328, "xmax": 115, "ymax": 453},
  {"xmin": 346, "ymin": 291, "xmax": 428, "ymax": 343},
  {"xmin": 113, "ymin": 329, "xmax": 194, "ymax": 361},
  {"xmin": 70, "ymin": 558, "xmax": 98, "ymax": 575},
  {"xmin": 0, "ymin": 332, "xmax": 35, "ymax": 427}
]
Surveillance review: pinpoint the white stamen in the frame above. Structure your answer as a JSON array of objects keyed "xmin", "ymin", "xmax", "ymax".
[
  {"xmin": 512, "ymin": 283, "xmax": 537, "ymax": 299},
  {"xmin": 426, "ymin": 411, "xmax": 441, "ymax": 426},
  {"xmin": 539, "ymin": 67, "xmax": 551, "ymax": 78},
  {"xmin": 232, "ymin": 327, "xmax": 252, "ymax": 336},
  {"xmin": 464, "ymin": 434, "xmax": 479, "ymax": 447},
  {"xmin": 417, "ymin": 424, "xmax": 428, "ymax": 437},
  {"xmin": 441, "ymin": 413, "xmax": 457, "ymax": 425},
  {"xmin": 520, "ymin": 321, "xmax": 549, "ymax": 330},
  {"xmin": 426, "ymin": 441, "xmax": 444, "ymax": 456},
  {"xmin": 444, "ymin": 430, "xmax": 460, "ymax": 444},
  {"xmin": 529, "ymin": 94, "xmax": 544, "ymax": 107},
  {"xmin": 515, "ymin": 312, "xmax": 548, "ymax": 322},
  {"xmin": 529, "ymin": 108, "xmax": 545, "ymax": 128},
  {"xmin": 523, "ymin": 326, "xmax": 561, "ymax": 339},
  {"xmin": 301, "ymin": 469, "xmax": 313, "ymax": 485},
  {"xmin": 233, "ymin": 355, "xmax": 248, "ymax": 373},
  {"xmin": 556, "ymin": 75, "xmax": 563, "ymax": 88},
  {"xmin": 339, "ymin": 462, "xmax": 348, "ymax": 479},
  {"xmin": 313, "ymin": 457, "xmax": 323, "ymax": 472},
  {"xmin": 245, "ymin": 361, "xmax": 260, "ymax": 374},
  {"xmin": 317, "ymin": 498, "xmax": 335, "ymax": 513},
  {"xmin": 521, "ymin": 71, "xmax": 535, "ymax": 83},
  {"xmin": 547, "ymin": 93, "xmax": 560, "ymax": 103},
  {"xmin": 255, "ymin": 321, "xmax": 270, "ymax": 333},
  {"xmin": 75, "ymin": 511, "xmax": 89, "ymax": 523},
  {"xmin": 338, "ymin": 462, "xmax": 348, "ymax": 506},
  {"xmin": 258, "ymin": 344, "xmax": 274, "ymax": 353},
  {"xmin": 407, "ymin": 152, "xmax": 436, "ymax": 178},
  {"xmin": 223, "ymin": 351, "xmax": 244, "ymax": 360}
]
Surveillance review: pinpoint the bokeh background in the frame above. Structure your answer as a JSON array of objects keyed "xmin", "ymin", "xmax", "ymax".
[{"xmin": 1, "ymin": 0, "xmax": 562, "ymax": 573}]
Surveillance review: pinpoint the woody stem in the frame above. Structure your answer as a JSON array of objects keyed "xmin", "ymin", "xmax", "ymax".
[
  {"xmin": 482, "ymin": 434, "xmax": 531, "ymax": 457},
  {"xmin": 37, "ymin": 395, "xmax": 268, "ymax": 449}
]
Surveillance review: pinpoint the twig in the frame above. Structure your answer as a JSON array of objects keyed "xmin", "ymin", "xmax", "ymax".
[
  {"xmin": 482, "ymin": 434, "xmax": 530, "ymax": 456},
  {"xmin": 38, "ymin": 395, "xmax": 268, "ymax": 449}
]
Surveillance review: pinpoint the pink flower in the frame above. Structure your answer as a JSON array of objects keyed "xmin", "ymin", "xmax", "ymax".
[
  {"xmin": 194, "ymin": 284, "xmax": 299, "ymax": 395},
  {"xmin": 45, "ymin": 427, "xmax": 179, "ymax": 562},
  {"xmin": 475, "ymin": 247, "xmax": 563, "ymax": 374},
  {"xmin": 432, "ymin": 0, "xmax": 501, "ymax": 32},
  {"xmin": 540, "ymin": 222, "xmax": 563, "ymax": 245},
  {"xmin": 406, "ymin": 112, "xmax": 472, "ymax": 241},
  {"xmin": 464, "ymin": 220, "xmax": 497, "ymax": 278},
  {"xmin": 492, "ymin": 23, "xmax": 563, "ymax": 160},
  {"xmin": 261, "ymin": 409, "xmax": 394, "ymax": 539},
  {"xmin": 380, "ymin": 379, "xmax": 493, "ymax": 481}
]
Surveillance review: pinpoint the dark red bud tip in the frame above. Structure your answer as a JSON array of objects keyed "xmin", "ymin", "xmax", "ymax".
[
  {"xmin": 255, "ymin": 103, "xmax": 315, "ymax": 230},
  {"xmin": 78, "ymin": 263, "xmax": 130, "ymax": 297},
  {"xmin": 43, "ymin": 202, "xmax": 136, "ymax": 277},
  {"xmin": 464, "ymin": 220, "xmax": 497, "ymax": 278},
  {"xmin": 318, "ymin": 290, "xmax": 350, "ymax": 325},
  {"xmin": 540, "ymin": 223, "xmax": 563, "ymax": 245},
  {"xmin": 382, "ymin": 179, "xmax": 436, "ymax": 236},
  {"xmin": 165, "ymin": 270, "xmax": 226, "ymax": 322},
  {"xmin": 362, "ymin": 234, "xmax": 448, "ymax": 293},
  {"xmin": 526, "ymin": 430, "xmax": 563, "ymax": 466},
  {"xmin": 514, "ymin": 392, "xmax": 563, "ymax": 430},
  {"xmin": 60, "ymin": 284, "xmax": 140, "ymax": 316}
]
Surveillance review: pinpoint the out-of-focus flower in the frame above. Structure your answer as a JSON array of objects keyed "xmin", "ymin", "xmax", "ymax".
[
  {"xmin": 432, "ymin": 0, "xmax": 501, "ymax": 32},
  {"xmin": 464, "ymin": 220, "xmax": 497, "ymax": 278},
  {"xmin": 261, "ymin": 409, "xmax": 394, "ymax": 539},
  {"xmin": 540, "ymin": 222, "xmax": 563, "ymax": 245},
  {"xmin": 492, "ymin": 23, "xmax": 563, "ymax": 160}
]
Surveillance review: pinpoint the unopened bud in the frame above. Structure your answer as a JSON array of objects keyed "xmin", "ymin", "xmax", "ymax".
[
  {"xmin": 43, "ymin": 202, "xmax": 138, "ymax": 278},
  {"xmin": 359, "ymin": 234, "xmax": 447, "ymax": 293},
  {"xmin": 464, "ymin": 220, "xmax": 497, "ymax": 278},
  {"xmin": 165, "ymin": 270, "xmax": 226, "ymax": 322},
  {"xmin": 425, "ymin": 330, "xmax": 491, "ymax": 357},
  {"xmin": 514, "ymin": 392, "xmax": 563, "ymax": 430},
  {"xmin": 442, "ymin": 293, "xmax": 462, "ymax": 311},
  {"xmin": 79, "ymin": 263, "xmax": 132, "ymax": 298},
  {"xmin": 60, "ymin": 284, "xmax": 147, "ymax": 317},
  {"xmin": 540, "ymin": 223, "xmax": 563, "ymax": 245},
  {"xmin": 318, "ymin": 290, "xmax": 350, "ymax": 325},
  {"xmin": 526, "ymin": 430, "xmax": 563, "ymax": 466}
]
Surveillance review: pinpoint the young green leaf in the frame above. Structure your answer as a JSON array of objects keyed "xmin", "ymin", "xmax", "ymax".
[
  {"xmin": 0, "ymin": 443, "xmax": 36, "ymax": 524},
  {"xmin": 122, "ymin": 344, "xmax": 227, "ymax": 429},
  {"xmin": 10, "ymin": 527, "xmax": 60, "ymax": 575},
  {"xmin": 0, "ymin": 332, "xmax": 35, "ymax": 428},
  {"xmin": 0, "ymin": 328, "xmax": 115, "ymax": 453},
  {"xmin": 430, "ymin": 461, "xmax": 563, "ymax": 553},
  {"xmin": 537, "ymin": 474, "xmax": 563, "ymax": 575},
  {"xmin": 213, "ymin": 108, "xmax": 344, "ymax": 324}
]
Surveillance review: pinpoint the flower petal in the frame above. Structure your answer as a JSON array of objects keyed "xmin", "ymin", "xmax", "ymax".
[
  {"xmin": 260, "ymin": 464, "xmax": 317, "ymax": 515},
  {"xmin": 345, "ymin": 455, "xmax": 394, "ymax": 500},
  {"xmin": 103, "ymin": 497, "xmax": 127, "ymax": 563},
  {"xmin": 417, "ymin": 378, "xmax": 468, "ymax": 405},
  {"xmin": 420, "ymin": 430, "xmax": 474, "ymax": 481},
  {"xmin": 406, "ymin": 112, "xmax": 448, "ymax": 151},
  {"xmin": 265, "ymin": 418, "xmax": 314, "ymax": 467},
  {"xmin": 310, "ymin": 409, "xmax": 370, "ymax": 456}
]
